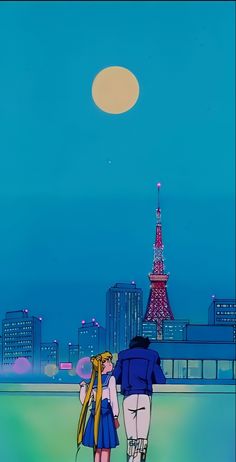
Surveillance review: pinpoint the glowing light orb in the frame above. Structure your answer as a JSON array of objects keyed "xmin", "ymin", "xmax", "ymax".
[
  {"xmin": 76, "ymin": 357, "xmax": 92, "ymax": 379},
  {"xmin": 44, "ymin": 364, "xmax": 59, "ymax": 377},
  {"xmin": 12, "ymin": 357, "xmax": 32, "ymax": 374},
  {"xmin": 92, "ymin": 66, "xmax": 139, "ymax": 114}
]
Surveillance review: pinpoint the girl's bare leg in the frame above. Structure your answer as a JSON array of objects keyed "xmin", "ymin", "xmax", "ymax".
[
  {"xmin": 101, "ymin": 449, "xmax": 111, "ymax": 462},
  {"xmin": 95, "ymin": 449, "xmax": 102, "ymax": 462}
]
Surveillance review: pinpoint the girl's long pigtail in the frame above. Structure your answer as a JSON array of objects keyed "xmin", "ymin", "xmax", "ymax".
[
  {"xmin": 77, "ymin": 367, "xmax": 96, "ymax": 447},
  {"xmin": 94, "ymin": 357, "xmax": 102, "ymax": 448}
]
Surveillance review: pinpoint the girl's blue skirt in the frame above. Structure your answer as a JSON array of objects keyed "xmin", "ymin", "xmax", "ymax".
[{"xmin": 82, "ymin": 398, "xmax": 119, "ymax": 449}]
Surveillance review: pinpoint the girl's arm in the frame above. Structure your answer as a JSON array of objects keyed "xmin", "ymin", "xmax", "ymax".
[
  {"xmin": 80, "ymin": 381, "xmax": 94, "ymax": 405},
  {"xmin": 108, "ymin": 375, "xmax": 119, "ymax": 418},
  {"xmin": 79, "ymin": 381, "xmax": 87, "ymax": 404}
]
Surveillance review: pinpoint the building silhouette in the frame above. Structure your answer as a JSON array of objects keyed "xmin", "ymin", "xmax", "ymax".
[
  {"xmin": 185, "ymin": 323, "xmax": 234, "ymax": 342},
  {"xmin": 162, "ymin": 319, "xmax": 189, "ymax": 340},
  {"xmin": 68, "ymin": 343, "xmax": 79, "ymax": 367},
  {"xmin": 78, "ymin": 319, "xmax": 105, "ymax": 358},
  {"xmin": 2, "ymin": 309, "xmax": 41, "ymax": 373},
  {"xmin": 150, "ymin": 297, "xmax": 236, "ymax": 384},
  {"xmin": 40, "ymin": 341, "xmax": 59, "ymax": 373},
  {"xmin": 142, "ymin": 321, "xmax": 157, "ymax": 340},
  {"xmin": 144, "ymin": 184, "xmax": 174, "ymax": 338},
  {"xmin": 208, "ymin": 298, "xmax": 236, "ymax": 341},
  {"xmin": 106, "ymin": 282, "xmax": 143, "ymax": 353}
]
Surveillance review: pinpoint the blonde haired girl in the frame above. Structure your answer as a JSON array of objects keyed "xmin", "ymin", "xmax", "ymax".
[{"xmin": 77, "ymin": 352, "xmax": 119, "ymax": 462}]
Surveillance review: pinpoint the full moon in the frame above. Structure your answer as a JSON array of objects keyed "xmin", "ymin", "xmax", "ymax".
[{"xmin": 92, "ymin": 66, "xmax": 139, "ymax": 114}]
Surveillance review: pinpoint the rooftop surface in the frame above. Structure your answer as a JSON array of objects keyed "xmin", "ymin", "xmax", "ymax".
[{"xmin": 0, "ymin": 385, "xmax": 235, "ymax": 462}]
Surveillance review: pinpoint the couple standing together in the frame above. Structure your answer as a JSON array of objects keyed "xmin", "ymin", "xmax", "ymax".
[{"xmin": 77, "ymin": 336, "xmax": 166, "ymax": 462}]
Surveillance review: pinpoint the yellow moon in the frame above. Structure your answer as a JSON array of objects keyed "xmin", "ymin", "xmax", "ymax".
[{"xmin": 92, "ymin": 66, "xmax": 139, "ymax": 114}]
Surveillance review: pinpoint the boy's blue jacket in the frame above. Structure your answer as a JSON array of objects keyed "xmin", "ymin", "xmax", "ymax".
[{"xmin": 113, "ymin": 347, "xmax": 166, "ymax": 396}]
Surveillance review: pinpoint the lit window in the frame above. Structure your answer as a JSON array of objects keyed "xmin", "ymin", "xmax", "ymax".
[
  {"xmin": 203, "ymin": 360, "xmax": 216, "ymax": 379},
  {"xmin": 174, "ymin": 360, "xmax": 187, "ymax": 379},
  {"xmin": 217, "ymin": 360, "xmax": 233, "ymax": 380},
  {"xmin": 187, "ymin": 360, "xmax": 202, "ymax": 379},
  {"xmin": 162, "ymin": 360, "xmax": 173, "ymax": 378}
]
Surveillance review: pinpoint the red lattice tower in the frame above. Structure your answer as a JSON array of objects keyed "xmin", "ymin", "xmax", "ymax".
[{"xmin": 144, "ymin": 183, "xmax": 174, "ymax": 338}]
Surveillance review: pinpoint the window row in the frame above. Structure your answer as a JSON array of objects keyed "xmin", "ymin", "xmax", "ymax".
[
  {"xmin": 6, "ymin": 326, "xmax": 32, "ymax": 330},
  {"xmin": 4, "ymin": 351, "xmax": 33, "ymax": 357},
  {"xmin": 4, "ymin": 341, "xmax": 32, "ymax": 346},
  {"xmin": 161, "ymin": 359, "xmax": 236, "ymax": 380}
]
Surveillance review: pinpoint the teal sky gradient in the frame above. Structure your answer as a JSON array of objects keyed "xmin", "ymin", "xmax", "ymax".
[{"xmin": 0, "ymin": 2, "xmax": 235, "ymax": 345}]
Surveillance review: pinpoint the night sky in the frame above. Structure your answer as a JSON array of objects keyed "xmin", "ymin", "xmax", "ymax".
[{"xmin": 0, "ymin": 2, "xmax": 235, "ymax": 347}]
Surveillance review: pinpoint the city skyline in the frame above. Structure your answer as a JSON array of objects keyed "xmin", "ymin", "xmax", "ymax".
[
  {"xmin": 1, "ymin": 296, "xmax": 235, "ymax": 383},
  {"xmin": 0, "ymin": 2, "xmax": 234, "ymax": 346},
  {"xmin": 1, "ymin": 295, "xmax": 235, "ymax": 354},
  {"xmin": 0, "ymin": 189, "xmax": 234, "ymax": 347}
]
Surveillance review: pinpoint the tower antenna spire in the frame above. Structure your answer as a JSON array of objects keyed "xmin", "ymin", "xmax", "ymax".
[
  {"xmin": 157, "ymin": 182, "xmax": 161, "ymax": 210},
  {"xmin": 156, "ymin": 182, "xmax": 161, "ymax": 224},
  {"xmin": 144, "ymin": 183, "xmax": 174, "ymax": 339}
]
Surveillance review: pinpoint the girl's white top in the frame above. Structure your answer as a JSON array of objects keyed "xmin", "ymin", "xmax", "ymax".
[{"xmin": 80, "ymin": 375, "xmax": 119, "ymax": 417}]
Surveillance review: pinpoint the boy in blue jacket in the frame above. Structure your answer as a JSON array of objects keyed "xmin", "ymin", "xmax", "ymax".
[{"xmin": 113, "ymin": 336, "xmax": 166, "ymax": 462}]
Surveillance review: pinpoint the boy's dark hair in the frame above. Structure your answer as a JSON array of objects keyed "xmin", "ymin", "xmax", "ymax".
[{"xmin": 129, "ymin": 336, "xmax": 151, "ymax": 349}]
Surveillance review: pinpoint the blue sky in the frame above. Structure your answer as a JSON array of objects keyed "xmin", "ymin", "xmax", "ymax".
[{"xmin": 0, "ymin": 1, "xmax": 235, "ymax": 345}]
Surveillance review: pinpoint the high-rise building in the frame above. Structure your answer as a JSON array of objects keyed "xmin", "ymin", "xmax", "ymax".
[
  {"xmin": 163, "ymin": 319, "xmax": 189, "ymax": 340},
  {"xmin": 78, "ymin": 319, "xmax": 105, "ymax": 359},
  {"xmin": 40, "ymin": 341, "xmax": 59, "ymax": 373},
  {"xmin": 106, "ymin": 282, "xmax": 143, "ymax": 353},
  {"xmin": 208, "ymin": 298, "xmax": 236, "ymax": 341},
  {"xmin": 68, "ymin": 343, "xmax": 79, "ymax": 367},
  {"xmin": 144, "ymin": 184, "xmax": 174, "ymax": 339},
  {"xmin": 2, "ymin": 309, "xmax": 41, "ymax": 373}
]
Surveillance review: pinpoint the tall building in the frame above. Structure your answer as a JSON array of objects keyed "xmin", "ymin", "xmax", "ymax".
[
  {"xmin": 2, "ymin": 309, "xmax": 41, "ymax": 373},
  {"xmin": 40, "ymin": 341, "xmax": 59, "ymax": 373},
  {"xmin": 208, "ymin": 298, "xmax": 236, "ymax": 342},
  {"xmin": 106, "ymin": 282, "xmax": 143, "ymax": 353},
  {"xmin": 78, "ymin": 319, "xmax": 105, "ymax": 359},
  {"xmin": 68, "ymin": 343, "xmax": 79, "ymax": 367},
  {"xmin": 144, "ymin": 184, "xmax": 174, "ymax": 338}
]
